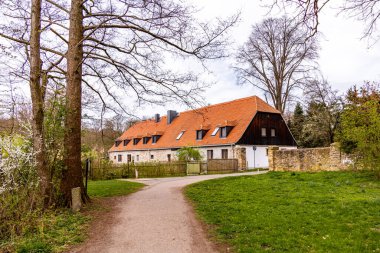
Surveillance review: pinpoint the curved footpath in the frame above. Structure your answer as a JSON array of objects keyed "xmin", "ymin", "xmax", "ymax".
[{"xmin": 71, "ymin": 171, "xmax": 266, "ymax": 253}]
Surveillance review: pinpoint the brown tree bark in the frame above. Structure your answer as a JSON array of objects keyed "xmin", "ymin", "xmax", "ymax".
[
  {"xmin": 29, "ymin": 0, "xmax": 51, "ymax": 207},
  {"xmin": 61, "ymin": 0, "xmax": 89, "ymax": 206}
]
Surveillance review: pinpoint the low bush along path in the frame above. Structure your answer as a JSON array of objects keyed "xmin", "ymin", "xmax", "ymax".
[{"xmin": 71, "ymin": 171, "xmax": 264, "ymax": 253}]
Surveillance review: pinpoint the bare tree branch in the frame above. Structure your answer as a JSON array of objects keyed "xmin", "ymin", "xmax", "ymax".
[{"xmin": 235, "ymin": 16, "xmax": 318, "ymax": 113}]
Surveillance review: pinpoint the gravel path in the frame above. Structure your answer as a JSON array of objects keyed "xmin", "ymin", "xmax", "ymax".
[{"xmin": 72, "ymin": 171, "xmax": 266, "ymax": 253}]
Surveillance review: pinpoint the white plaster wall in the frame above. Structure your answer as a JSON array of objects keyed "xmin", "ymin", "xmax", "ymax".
[
  {"xmin": 109, "ymin": 145, "xmax": 296, "ymax": 166},
  {"xmin": 109, "ymin": 145, "xmax": 236, "ymax": 164},
  {"xmin": 237, "ymin": 145, "xmax": 269, "ymax": 169},
  {"xmin": 198, "ymin": 146, "xmax": 235, "ymax": 159},
  {"xmin": 235, "ymin": 145, "xmax": 296, "ymax": 169},
  {"xmin": 109, "ymin": 149, "xmax": 178, "ymax": 163}
]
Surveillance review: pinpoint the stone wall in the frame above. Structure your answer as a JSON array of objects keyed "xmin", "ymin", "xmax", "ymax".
[
  {"xmin": 268, "ymin": 143, "xmax": 348, "ymax": 171},
  {"xmin": 233, "ymin": 147, "xmax": 247, "ymax": 170}
]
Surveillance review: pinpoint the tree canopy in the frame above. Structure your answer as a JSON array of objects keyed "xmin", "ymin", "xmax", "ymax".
[
  {"xmin": 338, "ymin": 83, "xmax": 380, "ymax": 175},
  {"xmin": 235, "ymin": 16, "xmax": 318, "ymax": 113}
]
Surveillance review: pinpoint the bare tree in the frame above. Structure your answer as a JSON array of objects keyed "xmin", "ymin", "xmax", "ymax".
[
  {"xmin": 29, "ymin": 0, "xmax": 52, "ymax": 207},
  {"xmin": 0, "ymin": 82, "xmax": 25, "ymax": 134},
  {"xmin": 270, "ymin": 1, "xmax": 380, "ymax": 41},
  {"xmin": 1, "ymin": 0, "xmax": 237, "ymax": 206},
  {"xmin": 59, "ymin": 0, "xmax": 88, "ymax": 205},
  {"xmin": 59, "ymin": 0, "xmax": 238, "ymax": 205},
  {"xmin": 235, "ymin": 16, "xmax": 318, "ymax": 113}
]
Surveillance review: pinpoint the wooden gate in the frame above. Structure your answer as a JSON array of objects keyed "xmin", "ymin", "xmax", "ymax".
[{"xmin": 187, "ymin": 162, "xmax": 201, "ymax": 175}]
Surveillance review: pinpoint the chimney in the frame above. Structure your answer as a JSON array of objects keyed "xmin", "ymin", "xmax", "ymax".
[
  {"xmin": 154, "ymin": 113, "xmax": 160, "ymax": 123},
  {"xmin": 167, "ymin": 110, "xmax": 178, "ymax": 124}
]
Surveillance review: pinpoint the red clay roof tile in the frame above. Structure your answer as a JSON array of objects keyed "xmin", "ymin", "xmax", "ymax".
[{"xmin": 109, "ymin": 96, "xmax": 279, "ymax": 152}]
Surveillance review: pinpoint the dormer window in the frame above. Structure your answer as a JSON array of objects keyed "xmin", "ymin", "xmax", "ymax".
[
  {"xmin": 220, "ymin": 127, "xmax": 227, "ymax": 138},
  {"xmin": 133, "ymin": 138, "xmax": 141, "ymax": 145},
  {"xmin": 196, "ymin": 130, "xmax": 202, "ymax": 140},
  {"xmin": 211, "ymin": 127, "xmax": 219, "ymax": 136},
  {"xmin": 176, "ymin": 131, "xmax": 185, "ymax": 140},
  {"xmin": 115, "ymin": 140, "xmax": 122, "ymax": 147},
  {"xmin": 152, "ymin": 135, "xmax": 161, "ymax": 143},
  {"xmin": 220, "ymin": 126, "xmax": 233, "ymax": 138},
  {"xmin": 143, "ymin": 137, "xmax": 151, "ymax": 144},
  {"xmin": 123, "ymin": 139, "xmax": 130, "ymax": 146},
  {"xmin": 196, "ymin": 130, "xmax": 208, "ymax": 140}
]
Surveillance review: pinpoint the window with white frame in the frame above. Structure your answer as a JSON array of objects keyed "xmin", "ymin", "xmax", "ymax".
[
  {"xmin": 196, "ymin": 130, "xmax": 203, "ymax": 140},
  {"xmin": 211, "ymin": 127, "xmax": 219, "ymax": 136},
  {"xmin": 143, "ymin": 137, "xmax": 150, "ymax": 144},
  {"xmin": 220, "ymin": 127, "xmax": 227, "ymax": 138},
  {"xmin": 176, "ymin": 131, "xmax": 185, "ymax": 140},
  {"xmin": 152, "ymin": 135, "xmax": 161, "ymax": 143},
  {"xmin": 207, "ymin": 150, "xmax": 213, "ymax": 159},
  {"xmin": 261, "ymin": 127, "xmax": 267, "ymax": 137},
  {"xmin": 221, "ymin": 149, "xmax": 228, "ymax": 159}
]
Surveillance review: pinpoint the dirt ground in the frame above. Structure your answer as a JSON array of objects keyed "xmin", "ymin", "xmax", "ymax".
[{"xmin": 69, "ymin": 171, "xmax": 265, "ymax": 253}]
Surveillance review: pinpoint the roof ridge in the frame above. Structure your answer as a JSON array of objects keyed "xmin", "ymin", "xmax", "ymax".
[
  {"xmin": 254, "ymin": 96, "xmax": 281, "ymax": 113},
  {"xmin": 136, "ymin": 95, "xmax": 272, "ymax": 123},
  {"xmin": 180, "ymin": 95, "xmax": 259, "ymax": 114}
]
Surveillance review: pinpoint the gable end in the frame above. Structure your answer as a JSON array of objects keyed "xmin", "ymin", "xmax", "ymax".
[{"xmin": 237, "ymin": 112, "xmax": 296, "ymax": 146}]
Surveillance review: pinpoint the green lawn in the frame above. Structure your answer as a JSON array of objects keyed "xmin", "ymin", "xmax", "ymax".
[
  {"xmin": 87, "ymin": 179, "xmax": 144, "ymax": 197},
  {"xmin": 185, "ymin": 171, "xmax": 380, "ymax": 253}
]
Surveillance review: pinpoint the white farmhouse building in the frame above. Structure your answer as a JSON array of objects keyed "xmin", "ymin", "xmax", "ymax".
[{"xmin": 109, "ymin": 96, "xmax": 296, "ymax": 168}]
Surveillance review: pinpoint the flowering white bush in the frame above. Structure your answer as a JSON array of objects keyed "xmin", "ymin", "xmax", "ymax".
[
  {"xmin": 0, "ymin": 132, "xmax": 37, "ymax": 194},
  {"xmin": 0, "ymin": 125, "xmax": 44, "ymax": 241}
]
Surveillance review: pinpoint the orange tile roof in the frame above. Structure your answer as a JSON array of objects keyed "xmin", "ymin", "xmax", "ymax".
[{"xmin": 109, "ymin": 96, "xmax": 280, "ymax": 152}]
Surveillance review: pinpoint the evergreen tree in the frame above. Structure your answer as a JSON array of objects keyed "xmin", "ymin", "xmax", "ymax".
[{"xmin": 289, "ymin": 102, "xmax": 305, "ymax": 146}]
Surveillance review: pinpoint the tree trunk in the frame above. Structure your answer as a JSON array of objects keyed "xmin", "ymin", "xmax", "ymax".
[
  {"xmin": 29, "ymin": 0, "xmax": 51, "ymax": 207},
  {"xmin": 61, "ymin": 0, "xmax": 89, "ymax": 206}
]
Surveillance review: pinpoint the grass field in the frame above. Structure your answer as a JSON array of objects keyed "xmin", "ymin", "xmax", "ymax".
[
  {"xmin": 87, "ymin": 179, "xmax": 144, "ymax": 197},
  {"xmin": 185, "ymin": 171, "xmax": 380, "ymax": 253},
  {"xmin": 12, "ymin": 211, "xmax": 89, "ymax": 253},
  {"xmin": 2, "ymin": 180, "xmax": 144, "ymax": 252}
]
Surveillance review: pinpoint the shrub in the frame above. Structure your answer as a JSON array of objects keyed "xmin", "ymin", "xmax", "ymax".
[
  {"xmin": 337, "ymin": 83, "xmax": 380, "ymax": 177},
  {"xmin": 176, "ymin": 147, "xmax": 202, "ymax": 161},
  {"xmin": 340, "ymin": 100, "xmax": 380, "ymax": 174},
  {"xmin": 0, "ymin": 133, "xmax": 41, "ymax": 241}
]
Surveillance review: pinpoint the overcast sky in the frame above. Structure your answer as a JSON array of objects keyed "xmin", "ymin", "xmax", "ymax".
[
  {"xmin": 200, "ymin": 0, "xmax": 380, "ymax": 101},
  {"xmin": 3, "ymin": 1, "xmax": 379, "ymax": 120},
  {"xmin": 146, "ymin": 0, "xmax": 380, "ymax": 116}
]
